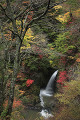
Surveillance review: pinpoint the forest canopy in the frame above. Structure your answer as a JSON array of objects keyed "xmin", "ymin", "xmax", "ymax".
[{"xmin": 0, "ymin": 0, "xmax": 80, "ymax": 120}]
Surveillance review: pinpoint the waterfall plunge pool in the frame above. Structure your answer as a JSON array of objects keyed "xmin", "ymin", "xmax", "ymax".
[
  {"xmin": 39, "ymin": 70, "xmax": 58, "ymax": 118},
  {"xmin": 22, "ymin": 70, "xmax": 58, "ymax": 119}
]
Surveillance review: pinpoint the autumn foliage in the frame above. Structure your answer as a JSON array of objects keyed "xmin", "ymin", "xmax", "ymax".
[
  {"xmin": 57, "ymin": 71, "xmax": 68, "ymax": 85},
  {"xmin": 4, "ymin": 97, "xmax": 22, "ymax": 109},
  {"xmin": 13, "ymin": 98, "xmax": 22, "ymax": 108},
  {"xmin": 55, "ymin": 78, "xmax": 80, "ymax": 120},
  {"xmin": 60, "ymin": 57, "xmax": 66, "ymax": 65},
  {"xmin": 26, "ymin": 79, "xmax": 34, "ymax": 87}
]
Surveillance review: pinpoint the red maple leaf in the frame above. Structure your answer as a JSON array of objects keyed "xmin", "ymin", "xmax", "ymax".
[
  {"xmin": 26, "ymin": 79, "xmax": 34, "ymax": 87},
  {"xmin": 57, "ymin": 71, "xmax": 68, "ymax": 86}
]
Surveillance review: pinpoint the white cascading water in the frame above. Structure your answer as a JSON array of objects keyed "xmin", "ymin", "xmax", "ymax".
[{"xmin": 39, "ymin": 70, "xmax": 58, "ymax": 118}]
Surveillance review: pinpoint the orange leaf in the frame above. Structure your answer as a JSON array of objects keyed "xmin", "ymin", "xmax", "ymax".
[
  {"xmin": 13, "ymin": 98, "xmax": 22, "ymax": 108},
  {"xmin": 76, "ymin": 58, "xmax": 80, "ymax": 62}
]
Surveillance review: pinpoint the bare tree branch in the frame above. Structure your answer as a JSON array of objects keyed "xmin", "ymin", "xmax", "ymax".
[
  {"xmin": 21, "ymin": 0, "xmax": 66, "ymax": 39},
  {"xmin": 49, "ymin": 0, "xmax": 66, "ymax": 9},
  {"xmin": 20, "ymin": 19, "xmax": 23, "ymax": 36},
  {"xmin": 22, "ymin": 0, "xmax": 51, "ymax": 39},
  {"xmin": 7, "ymin": 29, "xmax": 22, "ymax": 42},
  {"xmin": 0, "ymin": 4, "xmax": 12, "ymax": 21},
  {"xmin": 23, "ymin": 9, "xmax": 32, "ymax": 28},
  {"xmin": 15, "ymin": 6, "xmax": 30, "ymax": 20}
]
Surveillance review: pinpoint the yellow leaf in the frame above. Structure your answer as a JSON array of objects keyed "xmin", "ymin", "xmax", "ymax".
[
  {"xmin": 8, "ymin": 69, "xmax": 13, "ymax": 73},
  {"xmin": 73, "ymin": 9, "xmax": 80, "ymax": 18},
  {"xmin": 54, "ymin": 5, "xmax": 62, "ymax": 10},
  {"xmin": 49, "ymin": 60, "xmax": 53, "ymax": 65},
  {"xmin": 56, "ymin": 12, "xmax": 70, "ymax": 23},
  {"xmin": 50, "ymin": 47, "xmax": 54, "ymax": 50}
]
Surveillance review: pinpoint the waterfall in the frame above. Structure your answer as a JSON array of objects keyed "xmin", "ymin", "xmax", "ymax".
[
  {"xmin": 39, "ymin": 70, "xmax": 58, "ymax": 118},
  {"xmin": 45, "ymin": 70, "xmax": 58, "ymax": 95}
]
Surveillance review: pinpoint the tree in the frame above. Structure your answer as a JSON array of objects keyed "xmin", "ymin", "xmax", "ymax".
[
  {"xmin": 0, "ymin": 19, "xmax": 10, "ymax": 115},
  {"xmin": 0, "ymin": 0, "xmax": 66, "ymax": 117},
  {"xmin": 55, "ymin": 78, "xmax": 80, "ymax": 120}
]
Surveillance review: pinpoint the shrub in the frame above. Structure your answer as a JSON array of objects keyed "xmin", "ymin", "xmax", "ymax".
[{"xmin": 55, "ymin": 78, "xmax": 80, "ymax": 120}]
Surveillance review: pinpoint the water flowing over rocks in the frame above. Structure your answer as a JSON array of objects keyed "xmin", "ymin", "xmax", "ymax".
[{"xmin": 39, "ymin": 70, "xmax": 58, "ymax": 118}]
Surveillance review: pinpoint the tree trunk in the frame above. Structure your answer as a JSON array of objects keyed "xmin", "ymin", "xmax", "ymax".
[
  {"xmin": 0, "ymin": 21, "xmax": 5, "ymax": 115},
  {"xmin": 6, "ymin": 2, "xmax": 22, "ymax": 115},
  {"xmin": 0, "ymin": 76, "xmax": 4, "ymax": 114},
  {"xmin": 7, "ymin": 38, "xmax": 21, "ymax": 115}
]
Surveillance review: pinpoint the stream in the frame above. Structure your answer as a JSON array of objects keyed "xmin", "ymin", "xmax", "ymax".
[
  {"xmin": 39, "ymin": 70, "xmax": 58, "ymax": 118},
  {"xmin": 23, "ymin": 70, "xmax": 58, "ymax": 119}
]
